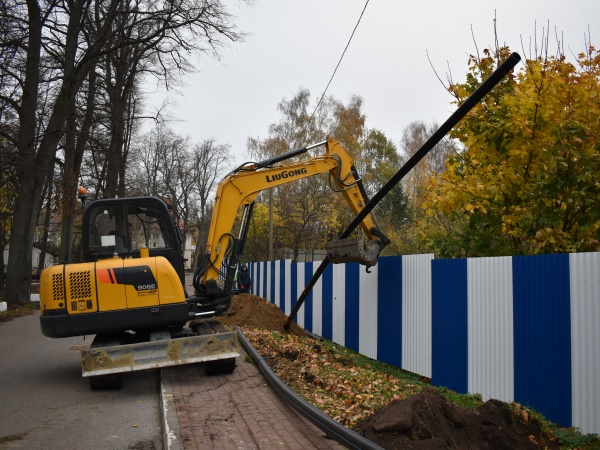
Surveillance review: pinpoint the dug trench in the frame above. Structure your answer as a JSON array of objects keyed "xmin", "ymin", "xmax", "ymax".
[{"xmin": 219, "ymin": 293, "xmax": 560, "ymax": 450}]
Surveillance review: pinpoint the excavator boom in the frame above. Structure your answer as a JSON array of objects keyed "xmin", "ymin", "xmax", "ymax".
[{"xmin": 195, "ymin": 137, "xmax": 389, "ymax": 292}]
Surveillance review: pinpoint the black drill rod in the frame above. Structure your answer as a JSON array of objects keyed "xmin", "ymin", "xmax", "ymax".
[{"xmin": 284, "ymin": 52, "xmax": 521, "ymax": 330}]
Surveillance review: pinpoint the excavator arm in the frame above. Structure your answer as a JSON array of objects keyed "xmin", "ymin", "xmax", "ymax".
[{"xmin": 192, "ymin": 137, "xmax": 390, "ymax": 306}]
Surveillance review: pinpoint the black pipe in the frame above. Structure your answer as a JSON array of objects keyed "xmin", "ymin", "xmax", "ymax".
[
  {"xmin": 284, "ymin": 52, "xmax": 521, "ymax": 330},
  {"xmin": 235, "ymin": 327, "xmax": 385, "ymax": 450}
]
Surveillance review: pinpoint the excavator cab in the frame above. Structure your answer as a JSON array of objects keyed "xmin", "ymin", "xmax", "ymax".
[{"xmin": 82, "ymin": 197, "xmax": 186, "ymax": 286}]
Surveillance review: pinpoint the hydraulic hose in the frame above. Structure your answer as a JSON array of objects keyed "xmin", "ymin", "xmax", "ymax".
[{"xmin": 235, "ymin": 327, "xmax": 384, "ymax": 450}]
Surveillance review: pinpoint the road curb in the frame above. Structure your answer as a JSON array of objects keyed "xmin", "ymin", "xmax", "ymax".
[{"xmin": 160, "ymin": 368, "xmax": 183, "ymax": 450}]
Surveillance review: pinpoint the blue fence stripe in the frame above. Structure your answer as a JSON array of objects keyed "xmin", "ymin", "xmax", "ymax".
[
  {"xmin": 279, "ymin": 261, "xmax": 286, "ymax": 314},
  {"xmin": 270, "ymin": 261, "xmax": 276, "ymax": 303},
  {"xmin": 262, "ymin": 261, "xmax": 266, "ymax": 297},
  {"xmin": 304, "ymin": 262, "xmax": 313, "ymax": 332},
  {"xmin": 513, "ymin": 254, "xmax": 572, "ymax": 427},
  {"xmin": 291, "ymin": 263, "xmax": 297, "ymax": 324},
  {"xmin": 253, "ymin": 262, "xmax": 258, "ymax": 296},
  {"xmin": 251, "ymin": 263, "xmax": 255, "ymax": 293},
  {"xmin": 322, "ymin": 263, "xmax": 333, "ymax": 340},
  {"xmin": 255, "ymin": 263, "xmax": 260, "ymax": 296},
  {"xmin": 345, "ymin": 263, "xmax": 360, "ymax": 352},
  {"xmin": 377, "ymin": 256, "xmax": 403, "ymax": 368},
  {"xmin": 431, "ymin": 258, "xmax": 468, "ymax": 394}
]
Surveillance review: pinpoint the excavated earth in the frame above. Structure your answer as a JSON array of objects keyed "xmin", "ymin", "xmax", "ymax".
[
  {"xmin": 218, "ymin": 293, "xmax": 307, "ymax": 337},
  {"xmin": 220, "ymin": 293, "xmax": 558, "ymax": 450}
]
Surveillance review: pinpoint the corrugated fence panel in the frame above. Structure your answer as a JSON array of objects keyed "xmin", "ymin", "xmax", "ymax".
[
  {"xmin": 274, "ymin": 261, "xmax": 281, "ymax": 309},
  {"xmin": 321, "ymin": 263, "xmax": 334, "ymax": 341},
  {"xmin": 248, "ymin": 262, "xmax": 253, "ymax": 293},
  {"xmin": 284, "ymin": 260, "xmax": 292, "ymax": 315},
  {"xmin": 290, "ymin": 262, "xmax": 298, "ymax": 324},
  {"xmin": 570, "ymin": 252, "xmax": 600, "ymax": 435},
  {"xmin": 312, "ymin": 262, "xmax": 323, "ymax": 336},
  {"xmin": 254, "ymin": 261, "xmax": 260, "ymax": 297},
  {"xmin": 244, "ymin": 252, "xmax": 600, "ymax": 434},
  {"xmin": 468, "ymin": 257, "xmax": 514, "ymax": 402},
  {"xmin": 513, "ymin": 254, "xmax": 571, "ymax": 427},
  {"xmin": 345, "ymin": 263, "xmax": 360, "ymax": 353},
  {"xmin": 377, "ymin": 256, "xmax": 403, "ymax": 369},
  {"xmin": 332, "ymin": 264, "xmax": 346, "ymax": 346},
  {"xmin": 270, "ymin": 261, "xmax": 274, "ymax": 300},
  {"xmin": 359, "ymin": 264, "xmax": 378, "ymax": 360},
  {"xmin": 296, "ymin": 262, "xmax": 305, "ymax": 328},
  {"xmin": 265, "ymin": 261, "xmax": 270, "ymax": 299},
  {"xmin": 250, "ymin": 262, "xmax": 257, "ymax": 295},
  {"xmin": 432, "ymin": 258, "xmax": 468, "ymax": 394},
  {"xmin": 402, "ymin": 254, "xmax": 434, "ymax": 378},
  {"xmin": 271, "ymin": 262, "xmax": 277, "ymax": 304},
  {"xmin": 304, "ymin": 262, "xmax": 314, "ymax": 332},
  {"xmin": 259, "ymin": 261, "xmax": 265, "ymax": 298}
]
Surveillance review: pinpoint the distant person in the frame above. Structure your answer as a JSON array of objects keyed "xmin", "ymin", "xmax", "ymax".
[{"xmin": 237, "ymin": 264, "xmax": 252, "ymax": 294}]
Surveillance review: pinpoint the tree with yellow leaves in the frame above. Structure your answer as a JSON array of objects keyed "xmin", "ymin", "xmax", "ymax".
[{"xmin": 421, "ymin": 39, "xmax": 600, "ymax": 257}]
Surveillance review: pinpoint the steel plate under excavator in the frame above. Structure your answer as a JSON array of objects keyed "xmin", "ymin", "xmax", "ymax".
[{"xmin": 81, "ymin": 329, "xmax": 239, "ymax": 377}]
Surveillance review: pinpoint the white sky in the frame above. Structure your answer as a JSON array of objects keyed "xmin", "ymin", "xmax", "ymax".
[{"xmin": 147, "ymin": 0, "xmax": 597, "ymax": 165}]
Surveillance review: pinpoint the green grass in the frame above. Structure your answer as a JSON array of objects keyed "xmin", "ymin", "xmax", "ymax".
[{"xmin": 551, "ymin": 425, "xmax": 600, "ymax": 449}]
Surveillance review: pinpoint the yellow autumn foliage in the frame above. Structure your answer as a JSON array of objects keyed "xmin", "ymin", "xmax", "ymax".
[{"xmin": 421, "ymin": 44, "xmax": 600, "ymax": 257}]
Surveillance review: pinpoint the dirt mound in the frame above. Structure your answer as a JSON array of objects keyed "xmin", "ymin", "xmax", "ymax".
[
  {"xmin": 219, "ymin": 293, "xmax": 306, "ymax": 337},
  {"xmin": 355, "ymin": 387, "xmax": 557, "ymax": 450}
]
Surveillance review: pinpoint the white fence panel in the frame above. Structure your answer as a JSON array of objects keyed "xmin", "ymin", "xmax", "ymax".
[
  {"xmin": 569, "ymin": 252, "xmax": 600, "ymax": 435},
  {"xmin": 332, "ymin": 264, "xmax": 346, "ymax": 346},
  {"xmin": 312, "ymin": 264, "xmax": 323, "ymax": 336},
  {"xmin": 402, "ymin": 254, "xmax": 434, "ymax": 378},
  {"xmin": 359, "ymin": 264, "xmax": 378, "ymax": 360},
  {"xmin": 468, "ymin": 257, "xmax": 514, "ymax": 402}
]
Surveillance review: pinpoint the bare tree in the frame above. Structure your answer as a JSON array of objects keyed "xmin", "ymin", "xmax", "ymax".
[
  {"xmin": 247, "ymin": 89, "xmax": 345, "ymax": 261},
  {"xmin": 191, "ymin": 139, "xmax": 230, "ymax": 269},
  {"xmin": 400, "ymin": 120, "xmax": 460, "ymax": 211},
  {"xmin": 1, "ymin": 0, "xmax": 247, "ymax": 303},
  {"xmin": 129, "ymin": 127, "xmax": 230, "ymax": 267}
]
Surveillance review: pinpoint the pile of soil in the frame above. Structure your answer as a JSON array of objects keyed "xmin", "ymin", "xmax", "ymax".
[
  {"xmin": 355, "ymin": 387, "xmax": 557, "ymax": 450},
  {"xmin": 219, "ymin": 293, "xmax": 558, "ymax": 449},
  {"xmin": 219, "ymin": 293, "xmax": 306, "ymax": 337}
]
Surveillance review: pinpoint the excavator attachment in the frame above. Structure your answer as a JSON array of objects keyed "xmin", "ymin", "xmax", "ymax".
[
  {"xmin": 81, "ymin": 321, "xmax": 239, "ymax": 377},
  {"xmin": 325, "ymin": 238, "xmax": 381, "ymax": 267}
]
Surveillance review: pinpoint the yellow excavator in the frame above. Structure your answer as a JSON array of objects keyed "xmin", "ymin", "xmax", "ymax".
[{"xmin": 39, "ymin": 137, "xmax": 389, "ymax": 387}]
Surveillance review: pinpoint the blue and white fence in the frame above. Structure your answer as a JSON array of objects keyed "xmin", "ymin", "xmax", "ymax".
[{"xmin": 247, "ymin": 252, "xmax": 600, "ymax": 435}]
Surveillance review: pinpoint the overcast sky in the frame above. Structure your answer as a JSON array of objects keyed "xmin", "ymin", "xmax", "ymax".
[{"xmin": 147, "ymin": 0, "xmax": 597, "ymax": 165}]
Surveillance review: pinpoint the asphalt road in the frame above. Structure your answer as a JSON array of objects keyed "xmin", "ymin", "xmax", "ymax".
[{"xmin": 0, "ymin": 311, "xmax": 162, "ymax": 450}]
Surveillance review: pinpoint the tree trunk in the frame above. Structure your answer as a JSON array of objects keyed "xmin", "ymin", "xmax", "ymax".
[
  {"xmin": 6, "ymin": 0, "xmax": 95, "ymax": 304},
  {"xmin": 4, "ymin": 0, "xmax": 42, "ymax": 305},
  {"xmin": 36, "ymin": 178, "xmax": 53, "ymax": 275},
  {"xmin": 59, "ymin": 67, "xmax": 96, "ymax": 263}
]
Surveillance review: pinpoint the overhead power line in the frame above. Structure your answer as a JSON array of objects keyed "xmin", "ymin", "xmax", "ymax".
[{"xmin": 301, "ymin": 0, "xmax": 370, "ymax": 140}]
